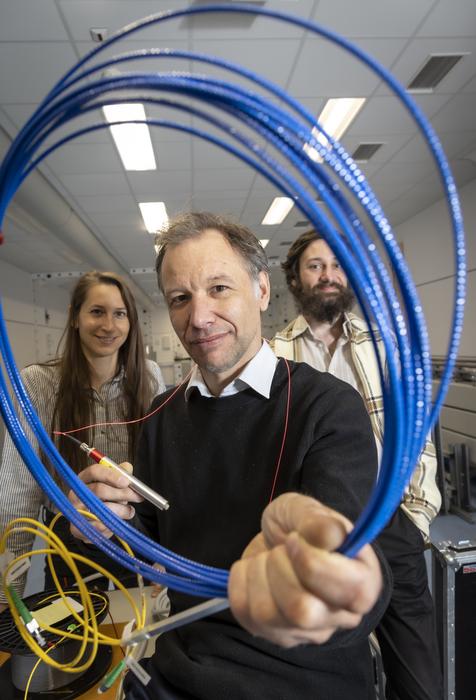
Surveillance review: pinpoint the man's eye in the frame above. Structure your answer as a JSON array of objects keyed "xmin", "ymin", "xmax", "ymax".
[
  {"xmin": 212, "ymin": 285, "xmax": 229, "ymax": 293},
  {"xmin": 169, "ymin": 295, "xmax": 187, "ymax": 306}
]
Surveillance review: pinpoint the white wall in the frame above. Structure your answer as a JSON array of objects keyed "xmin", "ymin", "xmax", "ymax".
[
  {"xmin": 149, "ymin": 305, "xmax": 190, "ymax": 387},
  {"xmin": 0, "ymin": 259, "xmax": 70, "ymax": 369},
  {"xmin": 395, "ymin": 178, "xmax": 476, "ymax": 358},
  {"xmin": 0, "ymin": 258, "xmax": 70, "ymax": 450}
]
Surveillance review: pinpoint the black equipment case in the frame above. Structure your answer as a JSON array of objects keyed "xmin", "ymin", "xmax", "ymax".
[{"xmin": 432, "ymin": 539, "xmax": 476, "ymax": 699}]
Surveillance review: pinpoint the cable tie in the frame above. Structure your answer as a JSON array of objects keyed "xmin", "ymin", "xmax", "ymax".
[
  {"xmin": 125, "ymin": 655, "xmax": 151, "ymax": 686},
  {"xmin": 120, "ymin": 618, "xmax": 136, "ymax": 645},
  {"xmin": 6, "ymin": 557, "xmax": 30, "ymax": 584},
  {"xmin": 0, "ymin": 548, "xmax": 14, "ymax": 576}
]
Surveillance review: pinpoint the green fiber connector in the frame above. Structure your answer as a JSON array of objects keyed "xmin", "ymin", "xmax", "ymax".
[
  {"xmin": 7, "ymin": 585, "xmax": 46, "ymax": 647},
  {"xmin": 98, "ymin": 659, "xmax": 126, "ymax": 694},
  {"xmin": 7, "ymin": 585, "xmax": 32, "ymax": 624}
]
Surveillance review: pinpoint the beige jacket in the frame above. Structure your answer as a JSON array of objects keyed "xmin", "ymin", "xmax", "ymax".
[{"xmin": 271, "ymin": 313, "xmax": 441, "ymax": 537}]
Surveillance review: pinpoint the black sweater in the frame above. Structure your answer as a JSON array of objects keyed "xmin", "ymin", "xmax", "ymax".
[{"xmin": 133, "ymin": 360, "xmax": 390, "ymax": 699}]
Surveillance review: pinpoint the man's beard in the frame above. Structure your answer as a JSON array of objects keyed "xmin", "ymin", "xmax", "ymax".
[{"xmin": 292, "ymin": 281, "xmax": 355, "ymax": 323}]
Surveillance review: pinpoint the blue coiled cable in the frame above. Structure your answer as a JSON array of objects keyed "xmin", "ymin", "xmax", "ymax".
[{"xmin": 0, "ymin": 3, "xmax": 466, "ymax": 590}]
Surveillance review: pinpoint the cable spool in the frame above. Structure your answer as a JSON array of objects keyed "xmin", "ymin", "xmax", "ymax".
[
  {"xmin": 0, "ymin": 3, "xmax": 467, "ymax": 592},
  {"xmin": 0, "ymin": 589, "xmax": 111, "ymax": 697}
]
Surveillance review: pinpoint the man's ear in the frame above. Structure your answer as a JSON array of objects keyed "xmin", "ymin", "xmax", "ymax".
[{"xmin": 257, "ymin": 271, "xmax": 270, "ymax": 312}]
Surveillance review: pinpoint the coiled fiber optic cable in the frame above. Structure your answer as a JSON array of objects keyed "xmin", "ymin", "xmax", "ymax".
[{"xmin": 0, "ymin": 3, "xmax": 466, "ymax": 590}]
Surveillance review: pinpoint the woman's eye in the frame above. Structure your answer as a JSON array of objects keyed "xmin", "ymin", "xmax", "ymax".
[{"xmin": 115, "ymin": 311, "xmax": 128, "ymax": 318}]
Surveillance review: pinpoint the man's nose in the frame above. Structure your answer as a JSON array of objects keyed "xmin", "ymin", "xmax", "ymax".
[
  {"xmin": 189, "ymin": 296, "xmax": 215, "ymax": 328},
  {"xmin": 320, "ymin": 266, "xmax": 336, "ymax": 283}
]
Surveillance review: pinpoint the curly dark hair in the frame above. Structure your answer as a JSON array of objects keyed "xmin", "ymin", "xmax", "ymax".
[{"xmin": 281, "ymin": 229, "xmax": 325, "ymax": 290}]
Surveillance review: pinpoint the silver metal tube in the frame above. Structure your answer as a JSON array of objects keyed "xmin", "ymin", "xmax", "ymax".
[
  {"xmin": 98, "ymin": 455, "xmax": 169, "ymax": 511},
  {"xmin": 124, "ymin": 598, "xmax": 230, "ymax": 646}
]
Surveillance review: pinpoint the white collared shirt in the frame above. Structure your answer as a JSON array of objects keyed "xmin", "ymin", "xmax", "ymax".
[
  {"xmin": 185, "ymin": 340, "xmax": 278, "ymax": 400},
  {"xmin": 299, "ymin": 318, "xmax": 382, "ymax": 464},
  {"xmin": 299, "ymin": 318, "xmax": 363, "ymax": 395}
]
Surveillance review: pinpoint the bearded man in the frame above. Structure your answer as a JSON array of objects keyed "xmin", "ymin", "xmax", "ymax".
[{"xmin": 272, "ymin": 230, "xmax": 443, "ymax": 700}]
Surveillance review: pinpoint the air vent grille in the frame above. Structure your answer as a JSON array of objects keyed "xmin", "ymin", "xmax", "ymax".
[
  {"xmin": 408, "ymin": 54, "xmax": 464, "ymax": 90},
  {"xmin": 280, "ymin": 241, "xmax": 293, "ymax": 246},
  {"xmin": 352, "ymin": 143, "xmax": 383, "ymax": 162},
  {"xmin": 294, "ymin": 220, "xmax": 310, "ymax": 228}
]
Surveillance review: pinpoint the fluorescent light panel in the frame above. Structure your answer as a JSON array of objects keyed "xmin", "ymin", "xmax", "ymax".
[
  {"xmin": 304, "ymin": 97, "xmax": 366, "ymax": 163},
  {"xmin": 261, "ymin": 197, "xmax": 294, "ymax": 226},
  {"xmin": 259, "ymin": 239, "xmax": 269, "ymax": 248},
  {"xmin": 139, "ymin": 202, "xmax": 169, "ymax": 234},
  {"xmin": 103, "ymin": 104, "xmax": 156, "ymax": 171}
]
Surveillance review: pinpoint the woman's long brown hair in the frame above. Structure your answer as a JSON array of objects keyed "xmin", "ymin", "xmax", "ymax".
[{"xmin": 43, "ymin": 271, "xmax": 155, "ymax": 473}]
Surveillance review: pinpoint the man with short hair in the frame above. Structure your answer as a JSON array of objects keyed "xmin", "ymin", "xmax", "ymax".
[
  {"xmin": 71, "ymin": 212, "xmax": 390, "ymax": 700},
  {"xmin": 272, "ymin": 229, "xmax": 443, "ymax": 700}
]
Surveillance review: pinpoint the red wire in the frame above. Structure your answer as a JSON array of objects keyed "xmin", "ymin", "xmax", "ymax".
[
  {"xmin": 52, "ymin": 370, "xmax": 192, "ymax": 436},
  {"xmin": 52, "ymin": 356, "xmax": 292, "ymax": 504},
  {"xmin": 268, "ymin": 358, "xmax": 291, "ymax": 503}
]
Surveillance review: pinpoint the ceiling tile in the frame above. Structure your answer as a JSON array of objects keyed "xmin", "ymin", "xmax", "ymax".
[
  {"xmin": 190, "ymin": 38, "xmax": 302, "ymax": 90},
  {"xmin": 44, "ymin": 142, "xmax": 122, "ymax": 174},
  {"xmin": 75, "ymin": 194, "xmax": 138, "ymax": 214},
  {"xmin": 312, "ymin": 0, "xmax": 435, "ymax": 38},
  {"xmin": 431, "ymin": 93, "xmax": 476, "ymax": 134},
  {"xmin": 0, "ymin": 0, "xmax": 68, "ymax": 41},
  {"xmin": 58, "ymin": 1, "xmax": 193, "ymax": 41},
  {"xmin": 0, "ymin": 43, "xmax": 78, "ymax": 103},
  {"xmin": 288, "ymin": 38, "xmax": 406, "ymax": 98},
  {"xmin": 60, "ymin": 172, "xmax": 130, "ymax": 196},
  {"xmin": 417, "ymin": 0, "xmax": 476, "ymax": 37},
  {"xmin": 193, "ymin": 168, "xmax": 254, "ymax": 192},
  {"xmin": 185, "ymin": 1, "xmax": 316, "ymax": 40},
  {"xmin": 128, "ymin": 169, "xmax": 192, "ymax": 197},
  {"xmin": 349, "ymin": 94, "xmax": 453, "ymax": 136}
]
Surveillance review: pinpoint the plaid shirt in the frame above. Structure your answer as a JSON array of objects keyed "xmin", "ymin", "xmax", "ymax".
[{"xmin": 271, "ymin": 313, "xmax": 440, "ymax": 536}]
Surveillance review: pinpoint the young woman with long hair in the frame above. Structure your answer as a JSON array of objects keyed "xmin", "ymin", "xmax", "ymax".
[{"xmin": 0, "ymin": 271, "xmax": 165, "ymax": 601}]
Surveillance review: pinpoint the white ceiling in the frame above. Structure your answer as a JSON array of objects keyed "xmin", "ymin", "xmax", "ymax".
[{"xmin": 0, "ymin": 0, "xmax": 475, "ymax": 304}]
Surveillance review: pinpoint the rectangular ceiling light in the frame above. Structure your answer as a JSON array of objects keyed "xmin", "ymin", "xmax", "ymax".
[
  {"xmin": 304, "ymin": 97, "xmax": 366, "ymax": 162},
  {"xmin": 103, "ymin": 103, "xmax": 156, "ymax": 171},
  {"xmin": 139, "ymin": 202, "xmax": 168, "ymax": 234},
  {"xmin": 259, "ymin": 239, "xmax": 269, "ymax": 248},
  {"xmin": 261, "ymin": 197, "xmax": 294, "ymax": 225}
]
